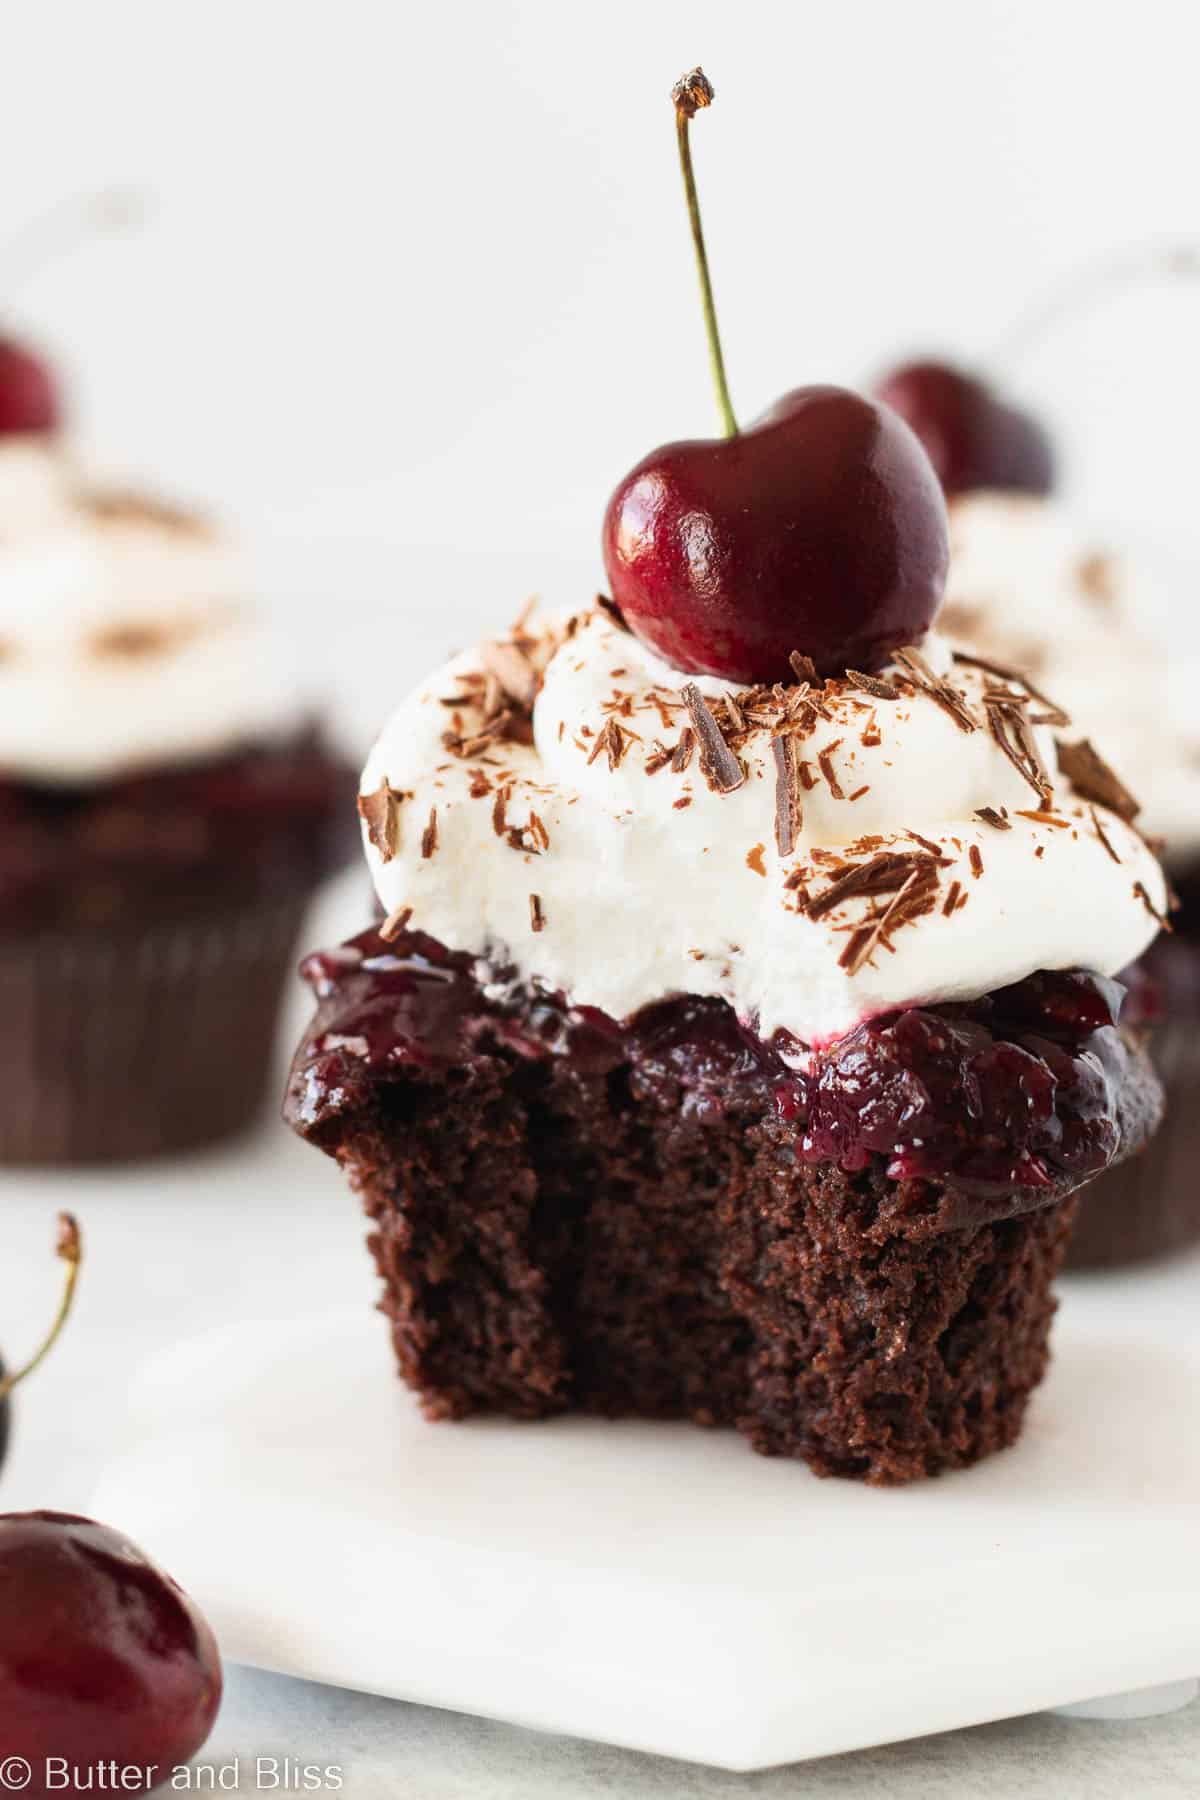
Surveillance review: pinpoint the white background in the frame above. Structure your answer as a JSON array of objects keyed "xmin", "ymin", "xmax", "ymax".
[{"xmin": 5, "ymin": 0, "xmax": 1200, "ymax": 575}]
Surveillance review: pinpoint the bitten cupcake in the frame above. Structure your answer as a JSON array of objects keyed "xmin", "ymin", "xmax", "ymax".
[
  {"xmin": 0, "ymin": 429, "xmax": 352, "ymax": 1162},
  {"xmin": 944, "ymin": 491, "xmax": 1199, "ymax": 1266},
  {"xmin": 284, "ymin": 68, "xmax": 1169, "ymax": 1485}
]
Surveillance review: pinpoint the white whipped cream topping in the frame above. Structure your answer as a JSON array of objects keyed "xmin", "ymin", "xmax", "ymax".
[
  {"xmin": 944, "ymin": 493, "xmax": 1200, "ymax": 855},
  {"xmin": 0, "ymin": 440, "xmax": 302, "ymax": 784},
  {"xmin": 361, "ymin": 604, "xmax": 1167, "ymax": 1047}
]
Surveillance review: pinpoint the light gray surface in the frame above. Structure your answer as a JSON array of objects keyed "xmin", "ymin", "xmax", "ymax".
[{"xmin": 208, "ymin": 1665, "xmax": 1200, "ymax": 1798}]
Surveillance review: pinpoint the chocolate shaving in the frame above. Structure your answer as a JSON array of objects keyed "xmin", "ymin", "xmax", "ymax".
[
  {"xmin": 644, "ymin": 741, "xmax": 674, "ymax": 776},
  {"xmin": 772, "ymin": 735, "xmax": 802, "ymax": 856},
  {"xmin": 680, "ymin": 685, "xmax": 745, "ymax": 793},
  {"xmin": 846, "ymin": 669, "xmax": 900, "ymax": 701},
  {"xmin": 839, "ymin": 863, "xmax": 938, "ymax": 975},
  {"xmin": 529, "ymin": 893, "xmax": 545, "ymax": 932},
  {"xmin": 1055, "ymin": 738, "xmax": 1140, "ymax": 823},
  {"xmin": 587, "ymin": 716, "xmax": 627, "ymax": 770},
  {"xmin": 987, "ymin": 701, "xmax": 1052, "ymax": 803},
  {"xmin": 1090, "ymin": 804, "xmax": 1120, "ymax": 864},
  {"xmin": 808, "ymin": 851, "xmax": 938, "ymax": 921},
  {"xmin": 671, "ymin": 727, "xmax": 696, "ymax": 773},
  {"xmin": 817, "ymin": 743, "xmax": 845, "ymax": 800},
  {"xmin": 595, "ymin": 594, "xmax": 626, "ymax": 630},
  {"xmin": 789, "ymin": 650, "xmax": 819, "ymax": 685},
  {"xmin": 1133, "ymin": 881, "xmax": 1171, "ymax": 932},
  {"xmin": 975, "ymin": 807, "xmax": 1011, "ymax": 831},
  {"xmin": 357, "ymin": 782, "xmax": 405, "ymax": 863},
  {"xmin": 379, "ymin": 905, "xmax": 413, "ymax": 942},
  {"xmin": 905, "ymin": 827, "xmax": 944, "ymax": 858},
  {"xmin": 724, "ymin": 691, "xmax": 747, "ymax": 733},
  {"xmin": 528, "ymin": 810, "xmax": 550, "ymax": 851},
  {"xmin": 893, "ymin": 646, "xmax": 977, "ymax": 733},
  {"xmin": 491, "ymin": 786, "xmax": 510, "ymax": 837},
  {"xmin": 420, "ymin": 807, "xmax": 439, "ymax": 859},
  {"xmin": 942, "ymin": 880, "xmax": 962, "ymax": 917},
  {"xmin": 952, "ymin": 650, "xmax": 1071, "ymax": 728},
  {"xmin": 968, "ymin": 845, "xmax": 983, "ymax": 879},
  {"xmin": 480, "ymin": 640, "xmax": 540, "ymax": 709}
]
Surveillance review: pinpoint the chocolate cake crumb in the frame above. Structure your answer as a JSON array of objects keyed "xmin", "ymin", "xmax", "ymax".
[
  {"xmin": 380, "ymin": 905, "xmax": 413, "ymax": 942},
  {"xmin": 681, "ymin": 685, "xmax": 745, "ymax": 793},
  {"xmin": 1056, "ymin": 738, "xmax": 1140, "ymax": 822},
  {"xmin": 357, "ymin": 782, "xmax": 405, "ymax": 863}
]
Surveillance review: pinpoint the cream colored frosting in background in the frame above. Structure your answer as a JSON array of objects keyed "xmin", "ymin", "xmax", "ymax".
[{"xmin": 0, "ymin": 438, "xmax": 303, "ymax": 783}]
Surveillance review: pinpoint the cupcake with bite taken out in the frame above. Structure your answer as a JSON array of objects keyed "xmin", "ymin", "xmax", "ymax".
[
  {"xmin": 284, "ymin": 71, "xmax": 1169, "ymax": 1484},
  {"xmin": 943, "ymin": 490, "xmax": 1199, "ymax": 1267},
  {"xmin": 0, "ymin": 346, "xmax": 352, "ymax": 1162}
]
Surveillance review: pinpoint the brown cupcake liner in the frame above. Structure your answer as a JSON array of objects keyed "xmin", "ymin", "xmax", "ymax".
[
  {"xmin": 1067, "ymin": 1012, "xmax": 1200, "ymax": 1269},
  {"xmin": 0, "ymin": 896, "xmax": 310, "ymax": 1164}
]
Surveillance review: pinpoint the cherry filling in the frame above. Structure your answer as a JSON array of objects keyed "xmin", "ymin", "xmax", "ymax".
[{"xmin": 290, "ymin": 927, "xmax": 1142, "ymax": 1195}]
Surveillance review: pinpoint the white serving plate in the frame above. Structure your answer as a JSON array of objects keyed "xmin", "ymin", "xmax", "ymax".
[{"xmin": 91, "ymin": 1250, "xmax": 1200, "ymax": 1773}]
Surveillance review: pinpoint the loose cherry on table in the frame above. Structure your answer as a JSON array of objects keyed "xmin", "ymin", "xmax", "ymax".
[
  {"xmin": 0, "ymin": 1512, "xmax": 223, "ymax": 1779},
  {"xmin": 873, "ymin": 359, "xmax": 1054, "ymax": 500},
  {"xmin": 601, "ymin": 69, "xmax": 950, "ymax": 685}
]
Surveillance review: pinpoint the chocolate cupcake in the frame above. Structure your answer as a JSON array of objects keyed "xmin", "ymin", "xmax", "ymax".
[
  {"xmin": 0, "ymin": 437, "xmax": 351, "ymax": 1161},
  {"xmin": 286, "ymin": 599, "xmax": 1167, "ymax": 1484},
  {"xmin": 944, "ymin": 492, "xmax": 1198, "ymax": 1266}
]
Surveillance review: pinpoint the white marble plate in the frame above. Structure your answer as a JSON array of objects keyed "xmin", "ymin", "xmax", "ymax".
[{"xmin": 92, "ymin": 1254, "xmax": 1200, "ymax": 1772}]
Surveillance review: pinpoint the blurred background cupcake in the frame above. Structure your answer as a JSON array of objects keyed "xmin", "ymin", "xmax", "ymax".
[
  {"xmin": 0, "ymin": 340, "xmax": 354, "ymax": 1162},
  {"xmin": 938, "ymin": 491, "xmax": 1198, "ymax": 1266}
]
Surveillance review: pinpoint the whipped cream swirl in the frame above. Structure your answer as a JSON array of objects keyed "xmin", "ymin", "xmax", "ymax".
[
  {"xmin": 361, "ymin": 603, "xmax": 1168, "ymax": 1047},
  {"xmin": 0, "ymin": 439, "xmax": 301, "ymax": 784}
]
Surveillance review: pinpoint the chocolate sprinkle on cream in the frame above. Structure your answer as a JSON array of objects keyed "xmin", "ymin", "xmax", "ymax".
[
  {"xmin": 529, "ymin": 893, "xmax": 545, "ymax": 931},
  {"xmin": 846, "ymin": 669, "xmax": 900, "ymax": 701},
  {"xmin": 1056, "ymin": 738, "xmax": 1140, "ymax": 823},
  {"xmin": 789, "ymin": 650, "xmax": 819, "ymax": 685},
  {"xmin": 379, "ymin": 905, "xmax": 413, "ymax": 942},
  {"xmin": 1133, "ymin": 881, "xmax": 1171, "ymax": 931},
  {"xmin": 1091, "ymin": 804, "xmax": 1121, "ymax": 863},
  {"xmin": 671, "ymin": 727, "xmax": 696, "ymax": 773},
  {"xmin": 969, "ymin": 845, "xmax": 984, "ymax": 878},
  {"xmin": 644, "ymin": 741, "xmax": 673, "ymax": 775},
  {"xmin": 807, "ymin": 851, "xmax": 939, "ymax": 921},
  {"xmin": 746, "ymin": 843, "xmax": 767, "ymax": 876},
  {"xmin": 975, "ymin": 807, "xmax": 1011, "ymax": 831},
  {"xmin": 772, "ymin": 735, "xmax": 802, "ymax": 856},
  {"xmin": 893, "ymin": 646, "xmax": 977, "ymax": 733},
  {"xmin": 986, "ymin": 698, "xmax": 1052, "ymax": 804},
  {"xmin": 357, "ymin": 782, "xmax": 405, "ymax": 863},
  {"xmin": 480, "ymin": 639, "xmax": 541, "ymax": 709},
  {"xmin": 420, "ymin": 807, "xmax": 439, "ymax": 859},
  {"xmin": 680, "ymin": 685, "xmax": 745, "ymax": 793},
  {"xmin": 952, "ymin": 650, "xmax": 1071, "ymax": 728},
  {"xmin": 817, "ymin": 743, "xmax": 845, "ymax": 800}
]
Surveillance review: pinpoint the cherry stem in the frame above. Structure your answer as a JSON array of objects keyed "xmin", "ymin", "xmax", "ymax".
[
  {"xmin": 0, "ymin": 1214, "xmax": 82, "ymax": 1403},
  {"xmin": 0, "ymin": 190, "xmax": 145, "ymax": 294},
  {"xmin": 672, "ymin": 69, "xmax": 738, "ymax": 438},
  {"xmin": 989, "ymin": 239, "xmax": 1200, "ymax": 376}
]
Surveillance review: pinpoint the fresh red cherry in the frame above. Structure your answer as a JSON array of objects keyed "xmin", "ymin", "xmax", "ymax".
[
  {"xmin": 0, "ymin": 1512, "xmax": 222, "ymax": 1780},
  {"xmin": 874, "ymin": 360, "xmax": 1054, "ymax": 499},
  {"xmin": 0, "ymin": 336, "xmax": 58, "ymax": 437},
  {"xmin": 604, "ymin": 384, "xmax": 948, "ymax": 681},
  {"xmin": 601, "ymin": 70, "xmax": 949, "ymax": 684}
]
